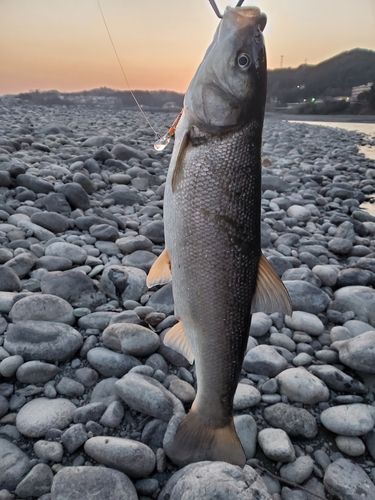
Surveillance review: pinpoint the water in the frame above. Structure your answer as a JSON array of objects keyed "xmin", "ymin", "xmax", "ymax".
[{"xmin": 289, "ymin": 120, "xmax": 375, "ymax": 216}]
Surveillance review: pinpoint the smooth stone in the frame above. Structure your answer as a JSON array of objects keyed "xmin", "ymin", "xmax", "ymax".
[
  {"xmin": 139, "ymin": 220, "xmax": 164, "ymax": 244},
  {"xmin": 90, "ymin": 378, "xmax": 120, "ymax": 407},
  {"xmin": 243, "ymin": 345, "xmax": 288, "ymax": 377},
  {"xmin": 269, "ymin": 333, "xmax": 296, "ymax": 351},
  {"xmin": 308, "ymin": 365, "xmax": 366, "ymax": 394},
  {"xmin": 264, "ymin": 403, "xmax": 318, "ymax": 439},
  {"xmin": 51, "ymin": 466, "xmax": 138, "ymax": 500},
  {"xmin": 84, "ymin": 436, "xmax": 155, "ymax": 478},
  {"xmin": 343, "ymin": 319, "xmax": 375, "ymax": 337},
  {"xmin": 121, "ymin": 250, "xmax": 157, "ymax": 273},
  {"xmin": 312, "ymin": 265, "xmax": 338, "ymax": 287},
  {"xmin": 0, "ymin": 438, "xmax": 32, "ymax": 490},
  {"xmin": 287, "ymin": 205, "xmax": 311, "ymax": 222},
  {"xmin": 285, "ymin": 311, "xmax": 324, "ymax": 336},
  {"xmin": 276, "ymin": 367, "xmax": 329, "ymax": 404},
  {"xmin": 16, "ymin": 397, "xmax": 76, "ymax": 438},
  {"xmin": 282, "ymin": 267, "xmax": 321, "ymax": 288},
  {"xmin": 147, "ymin": 282, "xmax": 174, "ymax": 316},
  {"xmin": 333, "ymin": 331, "xmax": 375, "ymax": 374},
  {"xmin": 99, "ymin": 400, "xmax": 124, "ymax": 428},
  {"xmin": 73, "ymin": 403, "xmax": 107, "ymax": 424},
  {"xmin": 258, "ymin": 428, "xmax": 296, "ymax": 462},
  {"xmin": 100, "ymin": 265, "xmax": 147, "ymax": 303},
  {"xmin": 280, "ymin": 456, "xmax": 314, "ymax": 484},
  {"xmin": 234, "ymin": 414, "xmax": 257, "ymax": 459},
  {"xmin": 328, "ymin": 237, "xmax": 353, "ymax": 254},
  {"xmin": 16, "ymin": 220, "xmax": 55, "ymax": 241},
  {"xmin": 115, "ymin": 372, "xmax": 181, "ymax": 421},
  {"xmin": 5, "ymin": 321, "xmax": 83, "ymax": 362},
  {"xmin": 0, "ymin": 355, "xmax": 24, "ymax": 378},
  {"xmin": 111, "ymin": 143, "xmax": 148, "ymax": 161},
  {"xmin": 30, "ymin": 212, "xmax": 70, "ymax": 233},
  {"xmin": 87, "ymin": 347, "xmax": 140, "ymax": 377},
  {"xmin": 56, "ymin": 377, "xmax": 85, "ymax": 397},
  {"xmin": 56, "ymin": 183, "xmax": 90, "ymax": 211},
  {"xmin": 320, "ymin": 404, "xmax": 374, "ymax": 436},
  {"xmin": 61, "ymin": 423, "xmax": 88, "ymax": 454},
  {"xmin": 116, "ymin": 235, "xmax": 153, "ymax": 254},
  {"xmin": 16, "ymin": 361, "xmax": 60, "ymax": 384},
  {"xmin": 168, "ymin": 379, "xmax": 196, "ymax": 404},
  {"xmin": 45, "ymin": 242, "xmax": 87, "ymax": 264},
  {"xmin": 35, "ymin": 256, "xmax": 73, "ymax": 271},
  {"xmin": 0, "ymin": 292, "xmax": 17, "ymax": 313},
  {"xmin": 233, "ymin": 383, "xmax": 261, "ymax": 409},
  {"xmin": 249, "ymin": 312, "xmax": 272, "ymax": 337},
  {"xmin": 284, "ymin": 280, "xmax": 330, "ymax": 314},
  {"xmin": 4, "ymin": 252, "xmax": 37, "ymax": 278},
  {"xmin": 334, "ymin": 286, "xmax": 375, "ymax": 327},
  {"xmin": 324, "ymin": 458, "xmax": 375, "ymax": 499},
  {"xmin": 89, "ymin": 224, "xmax": 119, "ymax": 241},
  {"xmin": 34, "ymin": 440, "xmax": 64, "ymax": 462},
  {"xmin": 16, "ymin": 174, "xmax": 54, "ymax": 194},
  {"xmin": 41, "ymin": 270, "xmax": 106, "ymax": 311},
  {"xmin": 158, "ymin": 462, "xmax": 272, "ymax": 500},
  {"xmin": 15, "ymin": 463, "xmax": 53, "ymax": 498},
  {"xmin": 75, "ymin": 367, "xmax": 99, "ymax": 388},
  {"xmin": 335, "ymin": 436, "xmax": 366, "ymax": 457},
  {"xmin": 0, "ymin": 267, "xmax": 22, "ymax": 292},
  {"xmin": 103, "ymin": 322, "xmax": 160, "ymax": 357},
  {"xmin": 10, "ymin": 294, "xmax": 75, "ymax": 325},
  {"xmin": 77, "ymin": 311, "xmax": 117, "ymax": 331}
]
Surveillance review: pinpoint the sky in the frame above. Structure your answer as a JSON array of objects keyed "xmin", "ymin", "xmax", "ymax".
[{"xmin": 1, "ymin": 0, "xmax": 375, "ymax": 96}]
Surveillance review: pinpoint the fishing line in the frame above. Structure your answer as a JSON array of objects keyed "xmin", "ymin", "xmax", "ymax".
[{"xmin": 96, "ymin": 0, "xmax": 161, "ymax": 139}]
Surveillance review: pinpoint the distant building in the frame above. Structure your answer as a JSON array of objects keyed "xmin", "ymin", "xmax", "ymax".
[{"xmin": 351, "ymin": 82, "xmax": 373, "ymax": 101}]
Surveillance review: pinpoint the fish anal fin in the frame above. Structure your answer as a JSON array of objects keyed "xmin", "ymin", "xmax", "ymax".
[
  {"xmin": 147, "ymin": 249, "xmax": 172, "ymax": 288},
  {"xmin": 171, "ymin": 131, "xmax": 189, "ymax": 192},
  {"xmin": 251, "ymin": 253, "xmax": 293, "ymax": 316},
  {"xmin": 165, "ymin": 408, "xmax": 245, "ymax": 467},
  {"xmin": 164, "ymin": 321, "xmax": 194, "ymax": 364}
]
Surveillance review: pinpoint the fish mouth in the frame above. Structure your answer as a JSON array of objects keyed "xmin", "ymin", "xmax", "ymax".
[{"xmin": 224, "ymin": 6, "xmax": 267, "ymax": 32}]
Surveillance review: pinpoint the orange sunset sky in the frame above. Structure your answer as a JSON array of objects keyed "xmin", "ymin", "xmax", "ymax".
[{"xmin": 1, "ymin": 0, "xmax": 375, "ymax": 96}]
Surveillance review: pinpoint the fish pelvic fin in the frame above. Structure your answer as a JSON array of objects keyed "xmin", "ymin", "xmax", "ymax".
[
  {"xmin": 146, "ymin": 249, "xmax": 172, "ymax": 288},
  {"xmin": 164, "ymin": 320, "xmax": 195, "ymax": 364},
  {"xmin": 165, "ymin": 408, "xmax": 246, "ymax": 468},
  {"xmin": 251, "ymin": 253, "xmax": 293, "ymax": 316}
]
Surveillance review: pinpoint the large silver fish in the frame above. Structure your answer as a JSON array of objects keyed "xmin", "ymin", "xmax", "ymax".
[{"xmin": 148, "ymin": 5, "xmax": 292, "ymax": 467}]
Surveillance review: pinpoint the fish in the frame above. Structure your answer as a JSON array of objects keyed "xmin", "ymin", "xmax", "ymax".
[{"xmin": 147, "ymin": 5, "xmax": 292, "ymax": 467}]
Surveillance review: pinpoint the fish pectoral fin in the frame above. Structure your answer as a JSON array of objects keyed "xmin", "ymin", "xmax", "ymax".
[
  {"xmin": 165, "ymin": 408, "xmax": 246, "ymax": 468},
  {"xmin": 171, "ymin": 131, "xmax": 189, "ymax": 192},
  {"xmin": 164, "ymin": 320, "xmax": 195, "ymax": 364},
  {"xmin": 251, "ymin": 253, "xmax": 293, "ymax": 316},
  {"xmin": 146, "ymin": 249, "xmax": 172, "ymax": 288}
]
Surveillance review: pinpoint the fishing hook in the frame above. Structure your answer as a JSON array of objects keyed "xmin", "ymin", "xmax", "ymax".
[{"xmin": 208, "ymin": 0, "xmax": 246, "ymax": 18}]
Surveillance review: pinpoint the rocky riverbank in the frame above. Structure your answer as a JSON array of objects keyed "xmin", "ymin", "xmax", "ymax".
[{"xmin": 0, "ymin": 101, "xmax": 375, "ymax": 500}]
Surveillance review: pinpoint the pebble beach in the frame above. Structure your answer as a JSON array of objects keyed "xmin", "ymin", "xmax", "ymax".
[{"xmin": 0, "ymin": 100, "xmax": 375, "ymax": 500}]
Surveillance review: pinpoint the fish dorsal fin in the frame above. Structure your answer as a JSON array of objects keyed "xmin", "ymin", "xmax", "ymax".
[
  {"xmin": 171, "ymin": 131, "xmax": 189, "ymax": 192},
  {"xmin": 164, "ymin": 321, "xmax": 195, "ymax": 364},
  {"xmin": 147, "ymin": 249, "xmax": 172, "ymax": 288},
  {"xmin": 251, "ymin": 253, "xmax": 293, "ymax": 316}
]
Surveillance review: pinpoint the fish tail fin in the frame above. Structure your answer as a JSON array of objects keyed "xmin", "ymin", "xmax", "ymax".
[{"xmin": 165, "ymin": 408, "xmax": 246, "ymax": 467}]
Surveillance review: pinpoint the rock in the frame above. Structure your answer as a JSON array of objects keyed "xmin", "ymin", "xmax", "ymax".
[
  {"xmin": 5, "ymin": 321, "xmax": 83, "ymax": 362},
  {"xmin": 61, "ymin": 423, "xmax": 88, "ymax": 454},
  {"xmin": 324, "ymin": 458, "xmax": 375, "ymax": 499},
  {"xmin": 102, "ymin": 323, "xmax": 160, "ymax": 357},
  {"xmin": 10, "ymin": 294, "xmax": 75, "ymax": 325},
  {"xmin": 57, "ymin": 183, "xmax": 90, "ymax": 211},
  {"xmin": 139, "ymin": 220, "xmax": 164, "ymax": 244},
  {"xmin": 34, "ymin": 440, "xmax": 64, "ymax": 462},
  {"xmin": 115, "ymin": 372, "xmax": 181, "ymax": 421},
  {"xmin": 258, "ymin": 428, "xmax": 296, "ymax": 462},
  {"xmin": 334, "ymin": 286, "xmax": 375, "ymax": 327},
  {"xmin": 111, "ymin": 143, "xmax": 148, "ymax": 161},
  {"xmin": 56, "ymin": 377, "xmax": 85, "ymax": 397},
  {"xmin": 234, "ymin": 414, "xmax": 257, "ymax": 459},
  {"xmin": 279, "ymin": 456, "xmax": 314, "ymax": 484},
  {"xmin": 87, "ymin": 347, "xmax": 140, "ymax": 377},
  {"xmin": 328, "ymin": 237, "xmax": 353, "ymax": 254},
  {"xmin": 249, "ymin": 312, "xmax": 272, "ymax": 337},
  {"xmin": 34, "ymin": 192, "xmax": 71, "ymax": 215},
  {"xmin": 263, "ymin": 403, "xmax": 318, "ymax": 439},
  {"xmin": 99, "ymin": 400, "xmax": 124, "ymax": 428},
  {"xmin": 73, "ymin": 403, "xmax": 107, "ymax": 424},
  {"xmin": 233, "ymin": 383, "xmax": 261, "ymax": 409},
  {"xmin": 343, "ymin": 319, "xmax": 375, "ymax": 337},
  {"xmin": 35, "ymin": 256, "xmax": 73, "ymax": 271},
  {"xmin": 122, "ymin": 250, "xmax": 157, "ymax": 273},
  {"xmin": 276, "ymin": 367, "xmax": 329, "ymax": 404},
  {"xmin": 284, "ymin": 311, "xmax": 324, "ymax": 336},
  {"xmin": 320, "ymin": 404, "xmax": 374, "ymax": 436},
  {"xmin": 333, "ymin": 331, "xmax": 375, "ymax": 374},
  {"xmin": 84, "ymin": 436, "xmax": 155, "ymax": 478},
  {"xmin": 15, "ymin": 463, "xmax": 53, "ymax": 498},
  {"xmin": 168, "ymin": 379, "xmax": 196, "ymax": 404},
  {"xmin": 30, "ymin": 212, "xmax": 70, "ymax": 233},
  {"xmin": 41, "ymin": 270, "xmax": 106, "ymax": 311},
  {"xmin": 284, "ymin": 281, "xmax": 330, "ymax": 314},
  {"xmin": 16, "ymin": 361, "xmax": 60, "ymax": 384},
  {"xmin": 51, "ymin": 466, "xmax": 138, "ymax": 500},
  {"xmin": 335, "ymin": 436, "xmax": 366, "ymax": 457},
  {"xmin": 89, "ymin": 224, "xmax": 119, "ymax": 241},
  {"xmin": 158, "ymin": 462, "xmax": 272, "ymax": 500},
  {"xmin": 45, "ymin": 242, "xmax": 87, "ymax": 264},
  {"xmin": 116, "ymin": 235, "xmax": 153, "ymax": 254},
  {"xmin": 100, "ymin": 265, "xmax": 147, "ymax": 303},
  {"xmin": 16, "ymin": 397, "xmax": 76, "ymax": 438},
  {"xmin": 4, "ymin": 252, "xmax": 37, "ymax": 278},
  {"xmin": 243, "ymin": 345, "xmax": 288, "ymax": 377},
  {"xmin": 308, "ymin": 365, "xmax": 366, "ymax": 394},
  {"xmin": 312, "ymin": 265, "xmax": 338, "ymax": 287},
  {"xmin": 283, "ymin": 267, "xmax": 321, "ymax": 287},
  {"xmin": 90, "ymin": 378, "xmax": 120, "ymax": 406},
  {"xmin": 0, "ymin": 438, "xmax": 32, "ymax": 490},
  {"xmin": 287, "ymin": 205, "xmax": 311, "ymax": 222},
  {"xmin": 16, "ymin": 174, "xmax": 54, "ymax": 194},
  {"xmin": 0, "ymin": 267, "xmax": 22, "ymax": 292}
]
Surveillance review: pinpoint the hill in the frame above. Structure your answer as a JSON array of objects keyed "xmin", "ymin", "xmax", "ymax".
[{"xmin": 267, "ymin": 48, "xmax": 375, "ymax": 104}]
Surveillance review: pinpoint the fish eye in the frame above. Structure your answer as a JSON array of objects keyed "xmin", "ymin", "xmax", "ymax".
[{"xmin": 237, "ymin": 53, "xmax": 250, "ymax": 69}]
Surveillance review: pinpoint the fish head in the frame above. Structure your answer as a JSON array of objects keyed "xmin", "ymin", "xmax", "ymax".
[{"xmin": 184, "ymin": 6, "xmax": 267, "ymax": 133}]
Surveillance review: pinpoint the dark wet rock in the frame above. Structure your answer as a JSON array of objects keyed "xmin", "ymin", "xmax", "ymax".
[
  {"xmin": 72, "ymin": 172, "xmax": 96, "ymax": 194},
  {"xmin": 56, "ymin": 183, "xmax": 90, "ymax": 211},
  {"xmin": 41, "ymin": 270, "xmax": 106, "ymax": 310},
  {"xmin": 34, "ymin": 192, "xmax": 71, "ymax": 215},
  {"xmin": 139, "ymin": 220, "xmax": 164, "ymax": 244},
  {"xmin": 74, "ymin": 215, "xmax": 117, "ymax": 231},
  {"xmin": 89, "ymin": 224, "xmax": 119, "ymax": 241},
  {"xmin": 105, "ymin": 187, "xmax": 144, "ymax": 206},
  {"xmin": 0, "ymin": 266, "xmax": 22, "ymax": 292},
  {"xmin": 336, "ymin": 268, "xmax": 375, "ymax": 288},
  {"xmin": 116, "ymin": 235, "xmax": 153, "ymax": 254},
  {"xmin": 5, "ymin": 320, "xmax": 83, "ymax": 362}
]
